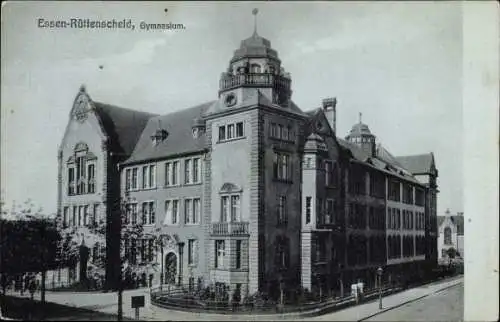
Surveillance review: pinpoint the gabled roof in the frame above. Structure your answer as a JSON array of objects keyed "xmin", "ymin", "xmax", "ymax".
[
  {"xmin": 93, "ymin": 102, "xmax": 157, "ymax": 156},
  {"xmin": 451, "ymin": 215, "xmax": 464, "ymax": 235},
  {"xmin": 123, "ymin": 101, "xmax": 215, "ymax": 165},
  {"xmin": 394, "ymin": 153, "xmax": 435, "ymax": 175}
]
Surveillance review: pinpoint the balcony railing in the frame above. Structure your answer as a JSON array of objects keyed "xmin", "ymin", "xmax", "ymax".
[
  {"xmin": 210, "ymin": 222, "xmax": 249, "ymax": 236},
  {"xmin": 219, "ymin": 73, "xmax": 291, "ymax": 92}
]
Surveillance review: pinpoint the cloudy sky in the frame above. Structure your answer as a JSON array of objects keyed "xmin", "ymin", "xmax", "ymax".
[{"xmin": 1, "ymin": 1, "xmax": 463, "ymax": 215}]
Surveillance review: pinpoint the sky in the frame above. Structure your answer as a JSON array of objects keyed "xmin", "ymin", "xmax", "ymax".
[{"xmin": 1, "ymin": 1, "xmax": 463, "ymax": 216}]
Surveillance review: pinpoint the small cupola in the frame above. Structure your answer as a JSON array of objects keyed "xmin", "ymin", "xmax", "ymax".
[{"xmin": 345, "ymin": 112, "xmax": 376, "ymax": 156}]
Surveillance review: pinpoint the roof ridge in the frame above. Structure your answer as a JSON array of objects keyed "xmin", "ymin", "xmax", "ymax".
[{"xmin": 93, "ymin": 101, "xmax": 159, "ymax": 117}]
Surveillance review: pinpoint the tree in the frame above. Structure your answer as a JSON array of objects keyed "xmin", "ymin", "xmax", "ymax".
[
  {"xmin": 0, "ymin": 213, "xmax": 61, "ymax": 302},
  {"xmin": 446, "ymin": 247, "xmax": 457, "ymax": 259}
]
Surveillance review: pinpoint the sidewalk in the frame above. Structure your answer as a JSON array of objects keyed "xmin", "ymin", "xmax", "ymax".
[
  {"xmin": 3, "ymin": 276, "xmax": 463, "ymax": 321},
  {"xmin": 305, "ymin": 276, "xmax": 463, "ymax": 321}
]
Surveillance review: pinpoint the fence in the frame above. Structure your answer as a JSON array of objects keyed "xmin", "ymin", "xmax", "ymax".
[{"xmin": 150, "ymin": 282, "xmax": 400, "ymax": 315}]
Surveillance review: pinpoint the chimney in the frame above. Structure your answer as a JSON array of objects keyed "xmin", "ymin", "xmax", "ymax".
[{"xmin": 322, "ymin": 97, "xmax": 337, "ymax": 135}]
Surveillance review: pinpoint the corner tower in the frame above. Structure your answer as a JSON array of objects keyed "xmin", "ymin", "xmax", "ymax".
[{"xmin": 217, "ymin": 10, "xmax": 292, "ymax": 110}]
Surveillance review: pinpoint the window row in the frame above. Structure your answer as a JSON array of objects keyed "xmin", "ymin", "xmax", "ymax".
[
  {"xmin": 415, "ymin": 212, "xmax": 425, "ymax": 230},
  {"xmin": 348, "ymin": 203, "xmax": 367, "ymax": 229},
  {"xmin": 313, "ymin": 236, "xmax": 327, "ymax": 263},
  {"xmin": 218, "ymin": 122, "xmax": 244, "ymax": 142},
  {"xmin": 318, "ymin": 198, "xmax": 338, "ymax": 225},
  {"xmin": 369, "ymin": 172, "xmax": 385, "ymax": 199},
  {"xmin": 324, "ymin": 161, "xmax": 338, "ymax": 187},
  {"xmin": 347, "ymin": 234, "xmax": 368, "ymax": 266},
  {"xmin": 124, "ymin": 238, "xmax": 155, "ymax": 265},
  {"xmin": 387, "ymin": 235, "xmax": 402, "ymax": 259},
  {"xmin": 368, "ymin": 207, "xmax": 386, "ymax": 230},
  {"xmin": 132, "ymin": 198, "xmax": 201, "ymax": 226},
  {"xmin": 125, "ymin": 157, "xmax": 202, "ymax": 191},
  {"xmin": 214, "ymin": 239, "xmax": 246, "ymax": 270},
  {"xmin": 402, "ymin": 236, "xmax": 415, "ymax": 257},
  {"xmin": 402, "ymin": 210, "xmax": 414, "ymax": 230},
  {"xmin": 368, "ymin": 236, "xmax": 386, "ymax": 263},
  {"xmin": 387, "ymin": 208, "xmax": 401, "ymax": 230},
  {"xmin": 415, "ymin": 236, "xmax": 426, "ymax": 255},
  {"xmin": 348, "ymin": 165, "xmax": 366, "ymax": 195},
  {"xmin": 67, "ymin": 161, "xmax": 96, "ymax": 196},
  {"xmin": 62, "ymin": 204, "xmax": 100, "ymax": 228},
  {"xmin": 269, "ymin": 122, "xmax": 295, "ymax": 142},
  {"xmin": 273, "ymin": 152, "xmax": 292, "ymax": 181},
  {"xmin": 402, "ymin": 183, "xmax": 414, "ymax": 204}
]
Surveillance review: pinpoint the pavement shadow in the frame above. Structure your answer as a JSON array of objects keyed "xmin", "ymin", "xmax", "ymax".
[{"xmin": 0, "ymin": 295, "xmax": 134, "ymax": 321}]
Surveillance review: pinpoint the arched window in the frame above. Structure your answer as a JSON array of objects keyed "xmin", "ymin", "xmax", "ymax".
[
  {"xmin": 250, "ymin": 63, "xmax": 261, "ymax": 73},
  {"xmin": 67, "ymin": 142, "xmax": 97, "ymax": 196},
  {"xmin": 444, "ymin": 227, "xmax": 452, "ymax": 245}
]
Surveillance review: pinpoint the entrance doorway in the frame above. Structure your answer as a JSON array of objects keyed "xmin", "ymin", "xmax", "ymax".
[{"xmin": 164, "ymin": 252, "xmax": 177, "ymax": 284}]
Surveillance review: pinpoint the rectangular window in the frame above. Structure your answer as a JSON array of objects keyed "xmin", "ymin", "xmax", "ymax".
[
  {"xmin": 236, "ymin": 122, "xmax": 244, "ymax": 137},
  {"xmin": 287, "ymin": 125, "xmax": 293, "ymax": 141},
  {"xmin": 221, "ymin": 196, "xmax": 229, "ymax": 222},
  {"xmin": 185, "ymin": 159, "xmax": 191, "ymax": 184},
  {"xmin": 270, "ymin": 123, "xmax": 278, "ymax": 138},
  {"xmin": 78, "ymin": 205, "xmax": 83, "ymax": 226},
  {"xmin": 148, "ymin": 239, "xmax": 154, "ymax": 262},
  {"xmin": 219, "ymin": 126, "xmax": 226, "ymax": 141},
  {"xmin": 126, "ymin": 169, "xmax": 132, "ymax": 191},
  {"xmin": 172, "ymin": 161, "xmax": 178, "ymax": 185},
  {"xmin": 76, "ymin": 157, "xmax": 86, "ymax": 194},
  {"xmin": 236, "ymin": 240, "xmax": 242, "ymax": 269},
  {"xmin": 278, "ymin": 124, "xmax": 284, "ymax": 139},
  {"xmin": 149, "ymin": 201, "xmax": 155, "ymax": 224},
  {"xmin": 93, "ymin": 203, "xmax": 99, "ymax": 225},
  {"xmin": 184, "ymin": 199, "xmax": 192, "ymax": 224},
  {"xmin": 63, "ymin": 207, "xmax": 69, "ymax": 228},
  {"xmin": 193, "ymin": 198, "xmax": 200, "ymax": 224},
  {"xmin": 230, "ymin": 195, "xmax": 240, "ymax": 222},
  {"xmin": 215, "ymin": 240, "xmax": 225, "ymax": 268},
  {"xmin": 306, "ymin": 196, "xmax": 312, "ymax": 224},
  {"xmin": 273, "ymin": 152, "xmax": 291, "ymax": 181},
  {"xmin": 227, "ymin": 124, "xmax": 235, "ymax": 139},
  {"xmin": 277, "ymin": 195, "xmax": 286, "ymax": 225},
  {"xmin": 193, "ymin": 158, "xmax": 200, "ymax": 183},
  {"xmin": 72, "ymin": 206, "xmax": 77, "ymax": 227},
  {"xmin": 83, "ymin": 205, "xmax": 89, "ymax": 226},
  {"xmin": 142, "ymin": 166, "xmax": 148, "ymax": 189},
  {"xmin": 188, "ymin": 239, "xmax": 196, "ymax": 265},
  {"xmin": 325, "ymin": 161, "xmax": 333, "ymax": 186},
  {"xmin": 131, "ymin": 168, "xmax": 138, "ymax": 190},
  {"xmin": 129, "ymin": 203, "xmax": 138, "ymax": 225},
  {"xmin": 326, "ymin": 199, "xmax": 334, "ymax": 224},
  {"xmin": 149, "ymin": 165, "xmax": 156, "ymax": 188},
  {"xmin": 68, "ymin": 167, "xmax": 75, "ymax": 195},
  {"xmin": 282, "ymin": 125, "xmax": 289, "ymax": 141},
  {"xmin": 141, "ymin": 201, "xmax": 154, "ymax": 225},
  {"xmin": 87, "ymin": 163, "xmax": 95, "ymax": 193},
  {"xmin": 164, "ymin": 162, "xmax": 171, "ymax": 186},
  {"xmin": 140, "ymin": 239, "xmax": 146, "ymax": 263}
]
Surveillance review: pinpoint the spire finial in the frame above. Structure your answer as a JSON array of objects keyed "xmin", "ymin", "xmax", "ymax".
[
  {"xmin": 359, "ymin": 112, "xmax": 362, "ymax": 124},
  {"xmin": 252, "ymin": 8, "xmax": 259, "ymax": 36}
]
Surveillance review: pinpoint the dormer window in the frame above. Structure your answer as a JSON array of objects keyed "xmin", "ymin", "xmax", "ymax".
[{"xmin": 151, "ymin": 129, "xmax": 168, "ymax": 146}]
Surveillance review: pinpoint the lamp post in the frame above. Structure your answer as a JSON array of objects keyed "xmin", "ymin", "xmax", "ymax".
[{"xmin": 377, "ymin": 267, "xmax": 383, "ymax": 309}]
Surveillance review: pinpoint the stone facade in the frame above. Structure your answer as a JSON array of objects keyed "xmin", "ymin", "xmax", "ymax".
[{"xmin": 56, "ymin": 29, "xmax": 439, "ymax": 297}]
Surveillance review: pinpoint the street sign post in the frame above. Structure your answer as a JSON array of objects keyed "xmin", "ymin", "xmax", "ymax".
[{"xmin": 131, "ymin": 295, "xmax": 145, "ymax": 320}]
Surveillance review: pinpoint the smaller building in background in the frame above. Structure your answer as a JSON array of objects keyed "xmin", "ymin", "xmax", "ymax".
[{"xmin": 437, "ymin": 209, "xmax": 464, "ymax": 263}]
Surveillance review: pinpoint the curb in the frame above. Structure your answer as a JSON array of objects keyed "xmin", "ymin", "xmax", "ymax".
[{"xmin": 357, "ymin": 280, "xmax": 463, "ymax": 321}]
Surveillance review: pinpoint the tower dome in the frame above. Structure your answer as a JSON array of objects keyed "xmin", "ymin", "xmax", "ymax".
[{"xmin": 346, "ymin": 113, "xmax": 376, "ymax": 156}]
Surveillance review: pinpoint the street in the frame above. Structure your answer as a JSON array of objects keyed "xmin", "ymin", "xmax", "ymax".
[
  {"xmin": 2, "ymin": 276, "xmax": 463, "ymax": 321},
  {"xmin": 362, "ymin": 282, "xmax": 463, "ymax": 321}
]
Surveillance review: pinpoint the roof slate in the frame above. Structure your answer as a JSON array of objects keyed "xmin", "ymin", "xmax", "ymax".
[
  {"xmin": 395, "ymin": 153, "xmax": 434, "ymax": 175},
  {"xmin": 123, "ymin": 101, "xmax": 216, "ymax": 165},
  {"xmin": 93, "ymin": 102, "xmax": 157, "ymax": 155}
]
